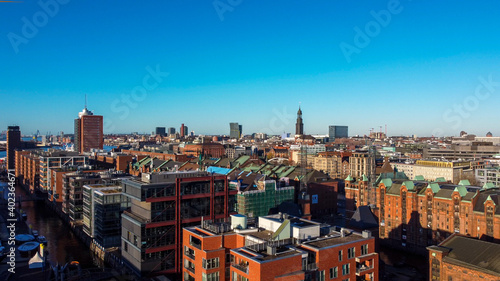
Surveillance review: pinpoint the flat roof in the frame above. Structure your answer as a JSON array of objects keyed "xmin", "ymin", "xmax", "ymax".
[{"xmin": 303, "ymin": 233, "xmax": 366, "ymax": 249}]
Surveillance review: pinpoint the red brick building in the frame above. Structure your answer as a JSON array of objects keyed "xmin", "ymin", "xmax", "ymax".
[
  {"xmin": 427, "ymin": 234, "xmax": 500, "ymax": 280},
  {"xmin": 181, "ymin": 143, "xmax": 225, "ymax": 158},
  {"xmin": 183, "ymin": 214, "xmax": 378, "ymax": 281},
  {"xmin": 122, "ymin": 149, "xmax": 188, "ymax": 162},
  {"xmin": 376, "ymin": 178, "xmax": 500, "ymax": 254},
  {"xmin": 74, "ymin": 107, "xmax": 103, "ymax": 153}
]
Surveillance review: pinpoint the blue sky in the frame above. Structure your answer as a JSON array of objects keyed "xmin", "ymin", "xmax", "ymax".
[{"xmin": 1, "ymin": 0, "xmax": 500, "ymax": 137}]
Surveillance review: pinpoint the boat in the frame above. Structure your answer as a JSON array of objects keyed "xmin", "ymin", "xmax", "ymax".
[
  {"xmin": 37, "ymin": 235, "xmax": 47, "ymax": 245},
  {"xmin": 18, "ymin": 241, "xmax": 40, "ymax": 258},
  {"xmin": 15, "ymin": 234, "xmax": 35, "ymax": 244}
]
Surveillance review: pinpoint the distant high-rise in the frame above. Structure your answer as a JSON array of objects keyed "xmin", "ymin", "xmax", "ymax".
[
  {"xmin": 180, "ymin": 124, "xmax": 185, "ymax": 137},
  {"xmin": 229, "ymin": 122, "xmax": 242, "ymax": 139},
  {"xmin": 295, "ymin": 106, "xmax": 304, "ymax": 135},
  {"xmin": 155, "ymin": 127, "xmax": 166, "ymax": 136},
  {"xmin": 74, "ymin": 105, "xmax": 103, "ymax": 153},
  {"xmin": 168, "ymin": 127, "xmax": 176, "ymax": 135},
  {"xmin": 6, "ymin": 126, "xmax": 21, "ymax": 170},
  {"xmin": 329, "ymin": 125, "xmax": 348, "ymax": 141}
]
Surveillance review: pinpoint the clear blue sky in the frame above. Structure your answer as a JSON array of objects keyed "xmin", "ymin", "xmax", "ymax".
[{"xmin": 1, "ymin": 0, "xmax": 500, "ymax": 137}]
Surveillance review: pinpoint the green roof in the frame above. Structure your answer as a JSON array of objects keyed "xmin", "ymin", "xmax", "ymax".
[
  {"xmin": 402, "ymin": 181, "xmax": 415, "ymax": 191},
  {"xmin": 435, "ymin": 177, "xmax": 447, "ymax": 183},
  {"xmin": 414, "ymin": 175, "xmax": 425, "ymax": 181},
  {"xmin": 486, "ymin": 195, "xmax": 496, "ymax": 205},
  {"xmin": 380, "ymin": 178, "xmax": 393, "ymax": 188},
  {"xmin": 345, "ymin": 175, "xmax": 354, "ymax": 181},
  {"xmin": 453, "ymin": 185, "xmax": 467, "ymax": 197},
  {"xmin": 483, "ymin": 182, "xmax": 496, "ymax": 189},
  {"xmin": 427, "ymin": 183, "xmax": 441, "ymax": 193},
  {"xmin": 458, "ymin": 179, "xmax": 471, "ymax": 186},
  {"xmin": 361, "ymin": 174, "xmax": 368, "ymax": 182}
]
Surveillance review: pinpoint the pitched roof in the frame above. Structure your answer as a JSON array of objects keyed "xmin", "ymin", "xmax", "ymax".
[
  {"xmin": 348, "ymin": 205, "xmax": 379, "ymax": 230},
  {"xmin": 440, "ymin": 235, "xmax": 500, "ymax": 276}
]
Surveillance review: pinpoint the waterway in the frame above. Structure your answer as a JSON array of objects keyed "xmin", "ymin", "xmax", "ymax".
[{"xmin": 0, "ymin": 182, "xmax": 98, "ymax": 269}]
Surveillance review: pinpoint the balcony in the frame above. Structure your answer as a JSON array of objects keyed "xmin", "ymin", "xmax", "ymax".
[
  {"xmin": 189, "ymin": 241, "xmax": 201, "ymax": 250},
  {"xmin": 232, "ymin": 263, "xmax": 249, "ymax": 274},
  {"xmin": 302, "ymin": 263, "xmax": 318, "ymax": 271},
  {"xmin": 356, "ymin": 264, "xmax": 374, "ymax": 276}
]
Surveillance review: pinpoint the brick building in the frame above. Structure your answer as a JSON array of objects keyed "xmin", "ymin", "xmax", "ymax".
[
  {"xmin": 376, "ymin": 178, "xmax": 500, "ymax": 254},
  {"xmin": 427, "ymin": 234, "xmax": 500, "ymax": 280},
  {"xmin": 74, "ymin": 107, "xmax": 103, "ymax": 153},
  {"xmin": 181, "ymin": 143, "xmax": 225, "ymax": 158},
  {"xmin": 120, "ymin": 171, "xmax": 237, "ymax": 278},
  {"xmin": 183, "ymin": 213, "xmax": 378, "ymax": 281}
]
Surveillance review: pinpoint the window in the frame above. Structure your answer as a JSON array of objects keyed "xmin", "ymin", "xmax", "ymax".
[
  {"xmin": 338, "ymin": 250, "xmax": 343, "ymax": 261},
  {"xmin": 317, "ymin": 270, "xmax": 325, "ymax": 281},
  {"xmin": 202, "ymin": 272, "xmax": 220, "ymax": 281},
  {"xmin": 361, "ymin": 244, "xmax": 368, "ymax": 255},
  {"xmin": 342, "ymin": 263, "xmax": 350, "ymax": 275},
  {"xmin": 348, "ymin": 247, "xmax": 355, "ymax": 259},
  {"xmin": 330, "ymin": 267, "xmax": 338, "ymax": 279},
  {"xmin": 202, "ymin": 257, "xmax": 220, "ymax": 269}
]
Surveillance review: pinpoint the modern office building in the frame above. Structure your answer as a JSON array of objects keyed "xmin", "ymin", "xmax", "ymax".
[
  {"xmin": 155, "ymin": 127, "xmax": 166, "ymax": 136},
  {"xmin": 6, "ymin": 126, "xmax": 21, "ymax": 171},
  {"xmin": 82, "ymin": 184, "xmax": 131, "ymax": 248},
  {"xmin": 229, "ymin": 123, "xmax": 242, "ymax": 139},
  {"xmin": 183, "ymin": 214, "xmax": 378, "ymax": 281},
  {"xmin": 120, "ymin": 171, "xmax": 237, "ymax": 277},
  {"xmin": 74, "ymin": 106, "xmax": 103, "ymax": 153},
  {"xmin": 62, "ymin": 169, "xmax": 126, "ymax": 223},
  {"xmin": 168, "ymin": 127, "xmax": 176, "ymax": 135},
  {"xmin": 329, "ymin": 125, "xmax": 348, "ymax": 141}
]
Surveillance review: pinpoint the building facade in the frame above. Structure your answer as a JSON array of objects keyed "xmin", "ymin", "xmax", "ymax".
[
  {"xmin": 427, "ymin": 234, "xmax": 500, "ymax": 281},
  {"xmin": 183, "ymin": 214, "xmax": 378, "ymax": 281},
  {"xmin": 120, "ymin": 171, "xmax": 237, "ymax": 277},
  {"xmin": 74, "ymin": 107, "xmax": 103, "ymax": 153},
  {"xmin": 6, "ymin": 125, "xmax": 21, "ymax": 171},
  {"xmin": 328, "ymin": 125, "xmax": 348, "ymax": 141},
  {"xmin": 376, "ymin": 178, "xmax": 500, "ymax": 254},
  {"xmin": 230, "ymin": 123, "xmax": 242, "ymax": 139},
  {"xmin": 83, "ymin": 184, "xmax": 130, "ymax": 248}
]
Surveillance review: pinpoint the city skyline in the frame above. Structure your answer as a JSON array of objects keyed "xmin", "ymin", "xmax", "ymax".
[{"xmin": 2, "ymin": 1, "xmax": 500, "ymax": 136}]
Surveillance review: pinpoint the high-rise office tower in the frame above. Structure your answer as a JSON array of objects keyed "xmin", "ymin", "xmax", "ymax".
[
  {"xmin": 229, "ymin": 122, "xmax": 242, "ymax": 139},
  {"xmin": 155, "ymin": 127, "xmax": 166, "ymax": 136},
  {"xmin": 329, "ymin": 125, "xmax": 348, "ymax": 141},
  {"xmin": 7, "ymin": 126, "xmax": 21, "ymax": 170},
  {"xmin": 168, "ymin": 127, "xmax": 176, "ymax": 135},
  {"xmin": 295, "ymin": 106, "xmax": 304, "ymax": 135},
  {"xmin": 74, "ymin": 105, "xmax": 103, "ymax": 153}
]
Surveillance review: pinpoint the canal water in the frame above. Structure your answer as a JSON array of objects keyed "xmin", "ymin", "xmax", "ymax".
[{"xmin": 1, "ymin": 182, "xmax": 99, "ymax": 269}]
